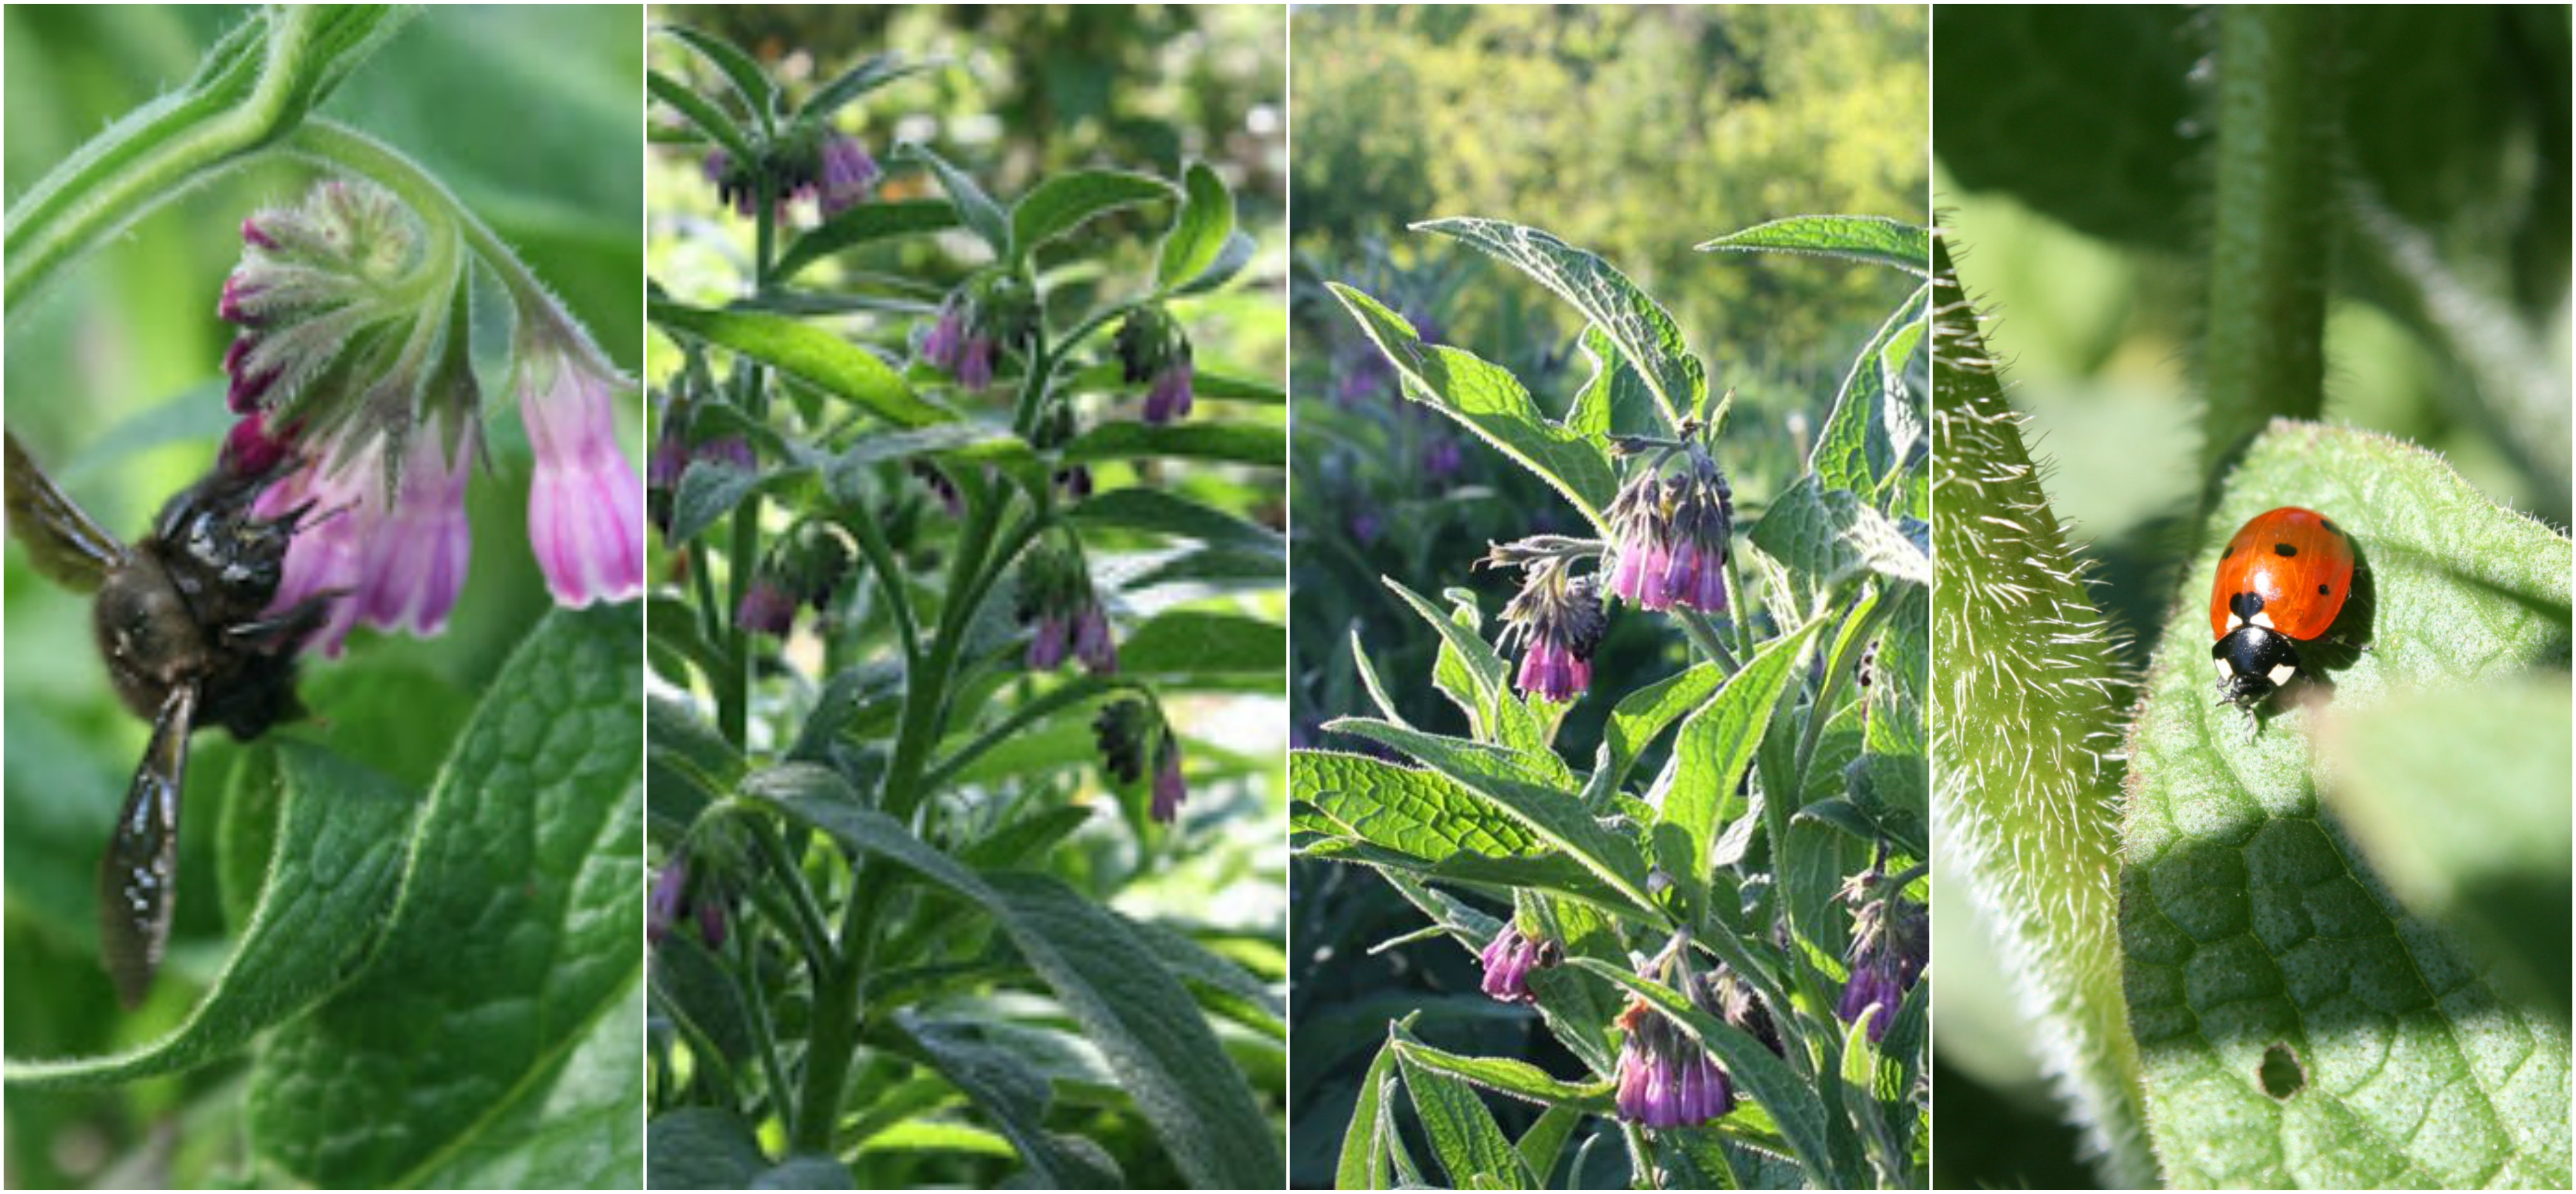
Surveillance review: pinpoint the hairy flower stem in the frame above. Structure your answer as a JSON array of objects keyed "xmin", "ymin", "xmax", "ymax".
[
  {"xmin": 5, "ymin": 8, "xmax": 412, "ymax": 310},
  {"xmin": 2199, "ymin": 5, "xmax": 2333, "ymax": 500},
  {"xmin": 1929, "ymin": 237, "xmax": 2152, "ymax": 1184}
]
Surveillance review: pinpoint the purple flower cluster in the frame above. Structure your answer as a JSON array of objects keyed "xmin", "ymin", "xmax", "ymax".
[
  {"xmin": 1018, "ymin": 542, "xmax": 1116, "ymax": 674},
  {"xmin": 1096, "ymin": 699, "xmax": 1189, "ymax": 824},
  {"xmin": 1838, "ymin": 893, "xmax": 1928, "ymax": 1042},
  {"xmin": 1613, "ymin": 999, "xmax": 1736, "ymax": 1129},
  {"xmin": 1476, "ymin": 924, "xmax": 1560, "ymax": 1004},
  {"xmin": 1151, "ymin": 740, "xmax": 1189, "ymax": 824},
  {"xmin": 1495, "ymin": 557, "xmax": 1607, "ymax": 702},
  {"xmin": 648, "ymin": 854, "xmax": 728, "ymax": 952},
  {"xmin": 1115, "ymin": 306, "xmax": 1195, "ymax": 424},
  {"xmin": 1605, "ymin": 448, "xmax": 1733, "ymax": 613},
  {"xmin": 734, "ymin": 522, "xmax": 853, "ymax": 641},
  {"xmin": 703, "ymin": 131, "xmax": 879, "ymax": 221},
  {"xmin": 922, "ymin": 294, "xmax": 998, "ymax": 391}
]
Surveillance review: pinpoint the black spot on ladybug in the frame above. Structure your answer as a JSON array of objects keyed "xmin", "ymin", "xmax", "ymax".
[
  {"xmin": 2229, "ymin": 591, "xmax": 2265, "ymax": 620},
  {"xmin": 2317, "ymin": 583, "xmax": 2329, "ymax": 595},
  {"xmin": 2321, "ymin": 518, "xmax": 2342, "ymax": 536},
  {"xmin": 2273, "ymin": 542, "xmax": 2297, "ymax": 557}
]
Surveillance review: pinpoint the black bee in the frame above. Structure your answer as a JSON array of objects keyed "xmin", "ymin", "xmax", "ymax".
[{"xmin": 5, "ymin": 431, "xmax": 333, "ymax": 1006}]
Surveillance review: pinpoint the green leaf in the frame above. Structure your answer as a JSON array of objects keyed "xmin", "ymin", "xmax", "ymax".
[
  {"xmin": 1329, "ymin": 283, "xmax": 1618, "ymax": 533},
  {"xmin": 649, "ymin": 69, "xmax": 751, "ymax": 161},
  {"xmin": 246, "ymin": 606, "xmax": 644, "ymax": 1187},
  {"xmin": 1293, "ymin": 751, "xmax": 1544, "ymax": 861},
  {"xmin": 1696, "ymin": 215, "xmax": 1934, "ymax": 277},
  {"xmin": 1382, "ymin": 579, "xmax": 1549, "ymax": 757},
  {"xmin": 2123, "ymin": 421, "xmax": 2572, "ymax": 1188},
  {"xmin": 1514, "ymin": 1103, "xmax": 1585, "ymax": 1186},
  {"xmin": 748, "ymin": 790, "xmax": 1283, "ymax": 1189},
  {"xmin": 1395, "ymin": 1026, "xmax": 1535, "ymax": 1188},
  {"xmin": 649, "ymin": 1108, "xmax": 769, "ymax": 1189},
  {"xmin": 774, "ymin": 199, "xmax": 959, "ymax": 282},
  {"xmin": 1810, "ymin": 284, "xmax": 1932, "ymax": 498},
  {"xmin": 669, "ymin": 458, "xmax": 810, "ymax": 546},
  {"xmin": 1929, "ymin": 237, "xmax": 2150, "ymax": 1182},
  {"xmin": 1117, "ymin": 610, "xmax": 1285, "ymax": 678},
  {"xmin": 1663, "ymin": 617, "xmax": 1826, "ymax": 882},
  {"xmin": 1413, "ymin": 217, "xmax": 1707, "ymax": 428},
  {"xmin": 1066, "ymin": 488, "xmax": 1283, "ymax": 558},
  {"xmin": 409, "ymin": 981, "xmax": 645, "ymax": 1188},
  {"xmin": 1391, "ymin": 1037, "xmax": 1614, "ymax": 1111},
  {"xmin": 889, "ymin": 1014, "xmax": 1125, "ymax": 1188},
  {"xmin": 659, "ymin": 24, "xmax": 779, "ymax": 132},
  {"xmin": 1170, "ymin": 229, "xmax": 1258, "ymax": 297},
  {"xmin": 1009, "ymin": 169, "xmax": 1174, "ymax": 260},
  {"xmin": 1323, "ymin": 719, "xmax": 1661, "ymax": 922},
  {"xmin": 2322, "ymin": 678, "xmax": 2571, "ymax": 1013},
  {"xmin": 1336, "ymin": 1032, "xmax": 1405, "ymax": 1190},
  {"xmin": 1750, "ymin": 476, "xmax": 1930, "ymax": 588},
  {"xmin": 1158, "ymin": 161, "xmax": 1236, "ymax": 290},
  {"xmin": 651, "ymin": 299, "xmax": 952, "ymax": 429},
  {"xmin": 1601, "ymin": 664, "xmax": 1725, "ymax": 801},
  {"xmin": 897, "ymin": 143, "xmax": 1010, "ymax": 257},
  {"xmin": 1058, "ymin": 421, "xmax": 1285, "ymax": 468},
  {"xmin": 800, "ymin": 52, "xmax": 929, "ymax": 124},
  {"xmin": 3, "ymin": 745, "xmax": 415, "ymax": 1086},
  {"xmin": 754, "ymin": 1155, "xmax": 857, "ymax": 1189}
]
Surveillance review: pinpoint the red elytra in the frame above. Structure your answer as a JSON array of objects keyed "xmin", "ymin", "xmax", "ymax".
[{"xmin": 2208, "ymin": 506, "xmax": 2355, "ymax": 643}]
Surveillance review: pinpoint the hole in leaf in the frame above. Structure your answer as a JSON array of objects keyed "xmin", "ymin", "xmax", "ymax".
[{"xmin": 2259, "ymin": 1043, "xmax": 2305, "ymax": 1099}]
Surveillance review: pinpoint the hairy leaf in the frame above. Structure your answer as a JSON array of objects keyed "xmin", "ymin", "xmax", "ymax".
[
  {"xmin": 1697, "ymin": 214, "xmax": 1934, "ymax": 277},
  {"xmin": 1009, "ymin": 169, "xmax": 1174, "ymax": 260},
  {"xmin": 650, "ymin": 299, "xmax": 951, "ymax": 428},
  {"xmin": 1158, "ymin": 161, "xmax": 1236, "ymax": 291}
]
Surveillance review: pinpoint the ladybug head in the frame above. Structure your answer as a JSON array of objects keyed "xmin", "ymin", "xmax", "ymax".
[{"xmin": 2211, "ymin": 624, "xmax": 2301, "ymax": 711}]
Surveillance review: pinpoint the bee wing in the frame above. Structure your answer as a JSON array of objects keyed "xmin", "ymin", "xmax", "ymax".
[
  {"xmin": 100, "ymin": 684, "xmax": 195, "ymax": 1009},
  {"xmin": 6, "ymin": 430, "xmax": 129, "ymax": 593}
]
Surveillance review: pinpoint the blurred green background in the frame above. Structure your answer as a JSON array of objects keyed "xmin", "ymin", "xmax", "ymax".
[
  {"xmin": 646, "ymin": 6, "xmax": 1290, "ymax": 1186},
  {"xmin": 1932, "ymin": 6, "xmax": 2570, "ymax": 1188},
  {"xmin": 1285, "ymin": 6, "xmax": 1927, "ymax": 1186},
  {"xmin": 4, "ymin": 6, "xmax": 642, "ymax": 1186}
]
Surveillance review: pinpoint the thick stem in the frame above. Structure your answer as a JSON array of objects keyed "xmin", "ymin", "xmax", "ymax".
[{"xmin": 2199, "ymin": 5, "xmax": 2335, "ymax": 493}]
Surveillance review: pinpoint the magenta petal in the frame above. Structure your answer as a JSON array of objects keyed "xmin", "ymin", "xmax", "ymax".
[{"xmin": 520, "ymin": 351, "xmax": 646, "ymax": 607}]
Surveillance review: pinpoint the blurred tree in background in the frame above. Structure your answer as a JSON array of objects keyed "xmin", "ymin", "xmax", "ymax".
[{"xmin": 1285, "ymin": 6, "xmax": 1927, "ymax": 1186}]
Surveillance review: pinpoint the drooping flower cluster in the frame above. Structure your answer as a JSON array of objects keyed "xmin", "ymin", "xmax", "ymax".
[
  {"xmin": 703, "ymin": 128, "xmax": 880, "ymax": 221},
  {"xmin": 1837, "ymin": 881, "xmax": 1928, "ymax": 1042},
  {"xmin": 922, "ymin": 272, "xmax": 1038, "ymax": 392},
  {"xmin": 1113, "ymin": 304, "xmax": 1195, "ymax": 424},
  {"xmin": 646, "ymin": 383, "xmax": 757, "ymax": 540},
  {"xmin": 1095, "ymin": 697, "xmax": 1188, "ymax": 824},
  {"xmin": 219, "ymin": 179, "xmax": 644, "ymax": 655},
  {"xmin": 1605, "ymin": 445, "xmax": 1733, "ymax": 613},
  {"xmin": 735, "ymin": 521, "xmax": 853, "ymax": 640},
  {"xmin": 648, "ymin": 852, "xmax": 729, "ymax": 952},
  {"xmin": 1016, "ymin": 539, "xmax": 1116, "ymax": 675},
  {"xmin": 1487, "ymin": 542, "xmax": 1608, "ymax": 702},
  {"xmin": 1613, "ymin": 997, "xmax": 1736, "ymax": 1129},
  {"xmin": 1476, "ymin": 924, "xmax": 1561, "ymax": 1004}
]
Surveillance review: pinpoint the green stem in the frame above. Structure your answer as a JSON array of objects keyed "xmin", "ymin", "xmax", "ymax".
[
  {"xmin": 5, "ymin": 8, "xmax": 412, "ymax": 310},
  {"xmin": 2199, "ymin": 5, "xmax": 2334, "ymax": 493},
  {"xmin": 840, "ymin": 502, "xmax": 920, "ymax": 669}
]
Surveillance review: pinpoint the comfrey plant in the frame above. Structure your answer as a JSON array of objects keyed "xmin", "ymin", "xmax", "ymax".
[
  {"xmin": 0, "ymin": 8, "xmax": 644, "ymax": 1189},
  {"xmin": 1291, "ymin": 215, "xmax": 1932, "ymax": 1189},
  {"xmin": 645, "ymin": 28, "xmax": 1286, "ymax": 1190}
]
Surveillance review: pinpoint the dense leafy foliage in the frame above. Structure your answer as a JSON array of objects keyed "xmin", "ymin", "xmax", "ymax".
[
  {"xmin": 644, "ymin": 23, "xmax": 1287, "ymax": 1188},
  {"xmin": 1293, "ymin": 214, "xmax": 1931, "ymax": 1189}
]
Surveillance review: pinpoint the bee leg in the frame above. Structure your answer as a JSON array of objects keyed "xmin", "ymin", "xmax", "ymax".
[{"xmin": 224, "ymin": 592, "xmax": 342, "ymax": 655}]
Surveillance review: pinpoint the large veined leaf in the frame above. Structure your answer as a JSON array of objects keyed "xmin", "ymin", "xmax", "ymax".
[
  {"xmin": 649, "ymin": 299, "xmax": 952, "ymax": 428},
  {"xmin": 1413, "ymin": 217, "xmax": 1708, "ymax": 428},
  {"xmin": 1329, "ymin": 283, "xmax": 1619, "ymax": 532},
  {"xmin": 1009, "ymin": 169, "xmax": 1173, "ymax": 260},
  {"xmin": 3, "ymin": 745, "xmax": 416, "ymax": 1087},
  {"xmin": 245, "ymin": 605, "xmax": 645, "ymax": 1188},
  {"xmin": 748, "ymin": 779, "xmax": 1283, "ymax": 1189},
  {"xmin": 2122, "ymin": 420, "xmax": 2571, "ymax": 1188}
]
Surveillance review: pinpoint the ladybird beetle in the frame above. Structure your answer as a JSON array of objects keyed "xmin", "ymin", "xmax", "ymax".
[{"xmin": 2209, "ymin": 506, "xmax": 2355, "ymax": 713}]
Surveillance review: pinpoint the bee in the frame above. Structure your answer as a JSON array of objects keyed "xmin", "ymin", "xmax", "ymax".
[{"xmin": 5, "ymin": 430, "xmax": 334, "ymax": 1006}]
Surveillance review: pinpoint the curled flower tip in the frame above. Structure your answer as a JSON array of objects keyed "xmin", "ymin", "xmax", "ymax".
[
  {"xmin": 353, "ymin": 430, "xmax": 476, "ymax": 637},
  {"xmin": 736, "ymin": 575, "xmax": 799, "ymax": 638},
  {"xmin": 1073, "ymin": 605, "xmax": 1118, "ymax": 675},
  {"xmin": 1607, "ymin": 448, "xmax": 1733, "ymax": 613},
  {"xmin": 217, "ymin": 274, "xmax": 263, "ymax": 326},
  {"xmin": 239, "ymin": 215, "xmax": 278, "ymax": 250},
  {"xmin": 1025, "ymin": 612, "xmax": 1071, "ymax": 670},
  {"xmin": 219, "ymin": 412, "xmax": 297, "ymax": 480},
  {"xmin": 1149, "ymin": 739, "xmax": 1189, "ymax": 824},
  {"xmin": 647, "ymin": 857, "xmax": 689, "ymax": 948},
  {"xmin": 1500, "ymin": 562, "xmax": 1605, "ymax": 702},
  {"xmin": 817, "ymin": 134, "xmax": 880, "ymax": 217},
  {"xmin": 516, "ymin": 333, "xmax": 645, "ymax": 608},
  {"xmin": 1476, "ymin": 925, "xmax": 1560, "ymax": 1004}
]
